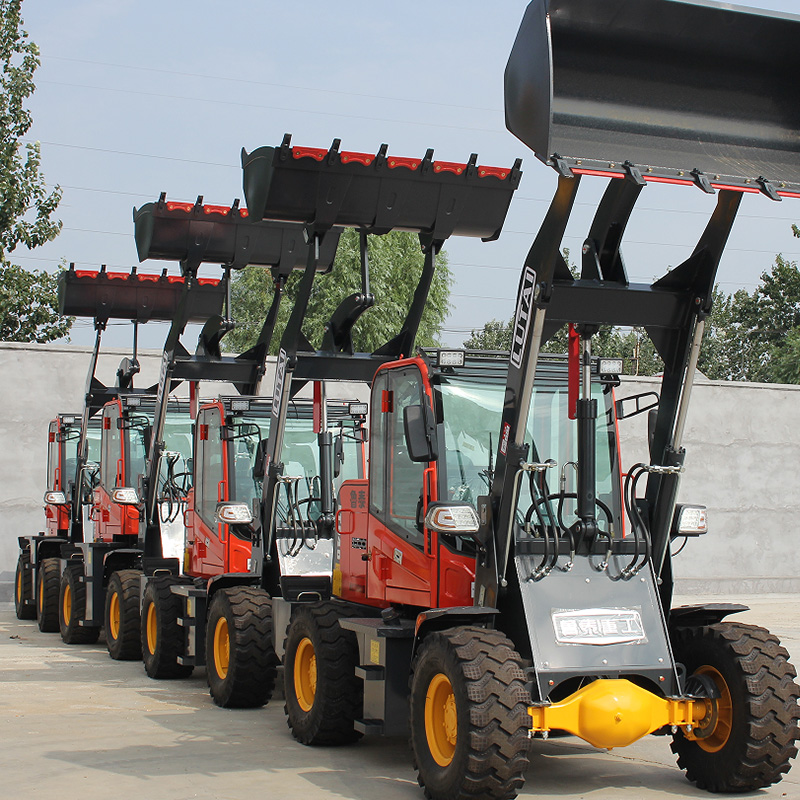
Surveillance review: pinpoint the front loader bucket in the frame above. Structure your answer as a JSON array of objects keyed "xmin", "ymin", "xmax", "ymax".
[
  {"xmin": 58, "ymin": 265, "xmax": 225, "ymax": 323},
  {"xmin": 133, "ymin": 195, "xmax": 340, "ymax": 274},
  {"xmin": 242, "ymin": 134, "xmax": 521, "ymax": 240},
  {"xmin": 505, "ymin": 0, "xmax": 800, "ymax": 195}
]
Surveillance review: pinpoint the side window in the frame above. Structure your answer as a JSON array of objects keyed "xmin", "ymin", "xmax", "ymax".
[
  {"xmin": 126, "ymin": 415, "xmax": 149, "ymax": 485},
  {"xmin": 100, "ymin": 405, "xmax": 121, "ymax": 489},
  {"xmin": 371, "ymin": 366, "xmax": 428, "ymax": 545},
  {"xmin": 46, "ymin": 421, "xmax": 58, "ymax": 491},
  {"xmin": 196, "ymin": 407, "xmax": 224, "ymax": 528},
  {"xmin": 369, "ymin": 372, "xmax": 388, "ymax": 517}
]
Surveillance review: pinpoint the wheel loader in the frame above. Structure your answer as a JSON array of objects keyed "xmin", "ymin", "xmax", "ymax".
[
  {"xmin": 130, "ymin": 196, "xmax": 370, "ymax": 702},
  {"xmin": 14, "ymin": 262, "xmax": 198, "ymax": 634},
  {"xmin": 55, "ymin": 196, "xmax": 346, "ymax": 660},
  {"xmin": 229, "ymin": 1, "xmax": 800, "ymax": 797},
  {"xmin": 140, "ymin": 391, "xmax": 366, "ymax": 708},
  {"xmin": 14, "ymin": 412, "xmax": 101, "ymax": 624},
  {"xmin": 52, "ymin": 261, "xmax": 225, "ymax": 650}
]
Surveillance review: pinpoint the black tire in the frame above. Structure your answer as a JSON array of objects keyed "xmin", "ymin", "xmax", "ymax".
[
  {"xmin": 206, "ymin": 587, "xmax": 278, "ymax": 708},
  {"xmin": 671, "ymin": 622, "xmax": 800, "ymax": 793},
  {"xmin": 283, "ymin": 601, "xmax": 363, "ymax": 746},
  {"xmin": 141, "ymin": 576, "xmax": 193, "ymax": 679},
  {"xmin": 36, "ymin": 558, "xmax": 60, "ymax": 632},
  {"xmin": 105, "ymin": 570, "xmax": 142, "ymax": 660},
  {"xmin": 60, "ymin": 561, "xmax": 100, "ymax": 645},
  {"xmin": 410, "ymin": 626, "xmax": 531, "ymax": 800},
  {"xmin": 15, "ymin": 553, "xmax": 35, "ymax": 620}
]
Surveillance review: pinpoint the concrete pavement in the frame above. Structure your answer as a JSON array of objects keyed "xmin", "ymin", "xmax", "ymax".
[{"xmin": 2, "ymin": 596, "xmax": 799, "ymax": 800}]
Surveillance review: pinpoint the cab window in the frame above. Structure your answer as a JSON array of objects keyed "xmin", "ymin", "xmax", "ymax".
[
  {"xmin": 195, "ymin": 407, "xmax": 224, "ymax": 529},
  {"xmin": 100, "ymin": 405, "xmax": 121, "ymax": 489},
  {"xmin": 371, "ymin": 366, "xmax": 428, "ymax": 545}
]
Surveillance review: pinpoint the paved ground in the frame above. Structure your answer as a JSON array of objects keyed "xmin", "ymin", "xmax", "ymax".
[{"xmin": 2, "ymin": 596, "xmax": 799, "ymax": 800}]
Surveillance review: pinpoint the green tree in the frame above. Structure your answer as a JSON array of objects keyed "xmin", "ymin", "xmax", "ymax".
[
  {"xmin": 0, "ymin": 0, "xmax": 65, "ymax": 342},
  {"xmin": 0, "ymin": 262, "xmax": 70, "ymax": 341},
  {"xmin": 225, "ymin": 228, "xmax": 451, "ymax": 354},
  {"xmin": 463, "ymin": 317, "xmax": 511, "ymax": 351}
]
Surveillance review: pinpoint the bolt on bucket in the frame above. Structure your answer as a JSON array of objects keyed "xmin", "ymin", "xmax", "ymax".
[{"xmin": 505, "ymin": 0, "xmax": 800, "ymax": 196}]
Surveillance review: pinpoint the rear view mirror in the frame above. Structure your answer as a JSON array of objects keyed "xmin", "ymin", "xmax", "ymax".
[
  {"xmin": 404, "ymin": 404, "xmax": 438, "ymax": 463},
  {"xmin": 333, "ymin": 435, "xmax": 344, "ymax": 479},
  {"xmin": 615, "ymin": 391, "xmax": 659, "ymax": 420},
  {"xmin": 648, "ymin": 408, "xmax": 659, "ymax": 458},
  {"xmin": 253, "ymin": 438, "xmax": 268, "ymax": 480}
]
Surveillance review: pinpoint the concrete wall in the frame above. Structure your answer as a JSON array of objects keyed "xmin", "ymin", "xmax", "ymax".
[
  {"xmin": 616, "ymin": 375, "xmax": 800, "ymax": 595},
  {"xmin": 2, "ymin": 342, "xmax": 798, "ymax": 598}
]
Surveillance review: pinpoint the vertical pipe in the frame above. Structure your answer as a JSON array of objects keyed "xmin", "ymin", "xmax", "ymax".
[{"xmin": 672, "ymin": 318, "xmax": 705, "ymax": 451}]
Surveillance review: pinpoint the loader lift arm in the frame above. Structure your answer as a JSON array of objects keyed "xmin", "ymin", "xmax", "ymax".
[
  {"xmin": 475, "ymin": 173, "xmax": 742, "ymax": 613},
  {"xmin": 239, "ymin": 134, "xmax": 521, "ymax": 589},
  {"xmin": 131, "ymin": 195, "xmax": 341, "ymax": 561}
]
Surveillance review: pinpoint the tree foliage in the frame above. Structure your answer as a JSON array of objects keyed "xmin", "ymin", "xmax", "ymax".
[
  {"xmin": 0, "ymin": 0, "xmax": 66, "ymax": 342},
  {"xmin": 225, "ymin": 228, "xmax": 452, "ymax": 354},
  {"xmin": 0, "ymin": 261, "xmax": 71, "ymax": 341}
]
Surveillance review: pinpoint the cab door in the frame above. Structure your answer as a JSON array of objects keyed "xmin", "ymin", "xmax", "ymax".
[
  {"xmin": 44, "ymin": 420, "xmax": 60, "ymax": 535},
  {"xmin": 94, "ymin": 402, "xmax": 123, "ymax": 541},
  {"xmin": 191, "ymin": 406, "xmax": 227, "ymax": 577},
  {"xmin": 366, "ymin": 364, "xmax": 434, "ymax": 607}
]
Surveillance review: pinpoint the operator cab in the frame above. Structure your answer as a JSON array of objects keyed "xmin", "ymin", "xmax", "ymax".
[
  {"xmin": 44, "ymin": 414, "xmax": 102, "ymax": 536},
  {"xmin": 334, "ymin": 349, "xmax": 622, "ymax": 609},
  {"xmin": 93, "ymin": 396, "xmax": 192, "ymax": 550},
  {"xmin": 187, "ymin": 397, "xmax": 367, "ymax": 582}
]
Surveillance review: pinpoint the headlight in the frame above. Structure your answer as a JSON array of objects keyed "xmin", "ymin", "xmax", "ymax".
[
  {"xmin": 111, "ymin": 487, "xmax": 140, "ymax": 505},
  {"xmin": 672, "ymin": 504, "xmax": 707, "ymax": 536},
  {"xmin": 424, "ymin": 502, "xmax": 479, "ymax": 534},
  {"xmin": 44, "ymin": 491, "xmax": 68, "ymax": 505},
  {"xmin": 216, "ymin": 502, "xmax": 254, "ymax": 525}
]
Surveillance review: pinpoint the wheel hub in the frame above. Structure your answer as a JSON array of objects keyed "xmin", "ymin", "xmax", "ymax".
[
  {"xmin": 425, "ymin": 672, "xmax": 457, "ymax": 767},
  {"xmin": 213, "ymin": 616, "xmax": 230, "ymax": 679},
  {"xmin": 63, "ymin": 583, "xmax": 72, "ymax": 626},
  {"xmin": 692, "ymin": 666, "xmax": 732, "ymax": 752},
  {"xmin": 294, "ymin": 637, "xmax": 317, "ymax": 712},
  {"xmin": 146, "ymin": 603, "xmax": 157, "ymax": 655},
  {"xmin": 109, "ymin": 590, "xmax": 120, "ymax": 641}
]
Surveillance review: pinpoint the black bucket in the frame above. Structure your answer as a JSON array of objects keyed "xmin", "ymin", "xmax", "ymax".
[
  {"xmin": 505, "ymin": 0, "xmax": 800, "ymax": 195},
  {"xmin": 133, "ymin": 196, "xmax": 340, "ymax": 274}
]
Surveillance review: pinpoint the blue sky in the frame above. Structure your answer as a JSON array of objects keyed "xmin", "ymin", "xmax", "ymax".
[{"xmin": 15, "ymin": 0, "xmax": 800, "ymax": 350}]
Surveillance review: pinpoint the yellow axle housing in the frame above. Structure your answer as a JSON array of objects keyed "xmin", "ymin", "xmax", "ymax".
[{"xmin": 528, "ymin": 678, "xmax": 710, "ymax": 749}]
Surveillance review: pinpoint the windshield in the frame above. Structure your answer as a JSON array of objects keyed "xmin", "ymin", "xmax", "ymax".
[
  {"xmin": 227, "ymin": 408, "xmax": 362, "ymax": 525},
  {"xmin": 125, "ymin": 405, "xmax": 193, "ymax": 488},
  {"xmin": 434, "ymin": 373, "xmax": 618, "ymax": 536},
  {"xmin": 86, "ymin": 421, "xmax": 102, "ymax": 464},
  {"xmin": 159, "ymin": 410, "xmax": 194, "ymax": 493}
]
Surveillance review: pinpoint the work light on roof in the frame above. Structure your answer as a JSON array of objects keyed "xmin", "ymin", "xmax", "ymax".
[
  {"xmin": 438, "ymin": 350, "xmax": 465, "ymax": 367},
  {"xmin": 598, "ymin": 358, "xmax": 623, "ymax": 375},
  {"xmin": 230, "ymin": 399, "xmax": 251, "ymax": 412},
  {"xmin": 349, "ymin": 403, "xmax": 368, "ymax": 417}
]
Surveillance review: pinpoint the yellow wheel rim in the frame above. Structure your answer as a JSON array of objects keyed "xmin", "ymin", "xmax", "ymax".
[
  {"xmin": 425, "ymin": 672, "xmax": 458, "ymax": 767},
  {"xmin": 38, "ymin": 572, "xmax": 43, "ymax": 615},
  {"xmin": 213, "ymin": 616, "xmax": 230, "ymax": 680},
  {"xmin": 146, "ymin": 603, "xmax": 157, "ymax": 655},
  {"xmin": 16, "ymin": 568, "xmax": 22, "ymax": 604},
  {"xmin": 109, "ymin": 591, "xmax": 120, "ymax": 641},
  {"xmin": 63, "ymin": 582, "xmax": 72, "ymax": 626},
  {"xmin": 695, "ymin": 665, "xmax": 733, "ymax": 753},
  {"xmin": 294, "ymin": 637, "xmax": 317, "ymax": 713}
]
